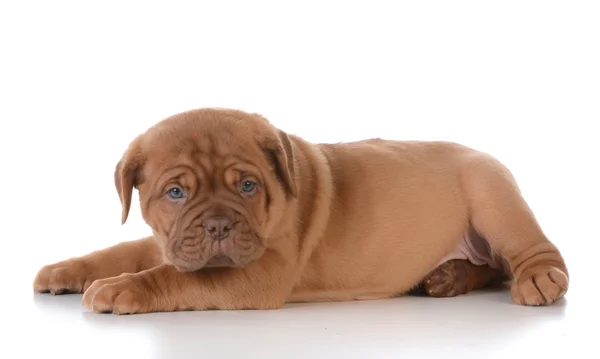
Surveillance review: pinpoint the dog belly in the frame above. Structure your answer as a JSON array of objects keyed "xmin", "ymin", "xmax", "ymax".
[{"xmin": 437, "ymin": 227, "xmax": 505, "ymax": 270}]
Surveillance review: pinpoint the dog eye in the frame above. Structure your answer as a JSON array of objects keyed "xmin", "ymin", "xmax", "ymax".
[
  {"xmin": 240, "ymin": 180, "xmax": 257, "ymax": 193},
  {"xmin": 166, "ymin": 187, "xmax": 184, "ymax": 199}
]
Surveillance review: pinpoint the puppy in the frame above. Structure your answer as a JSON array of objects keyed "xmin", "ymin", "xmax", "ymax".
[{"xmin": 33, "ymin": 108, "xmax": 568, "ymax": 314}]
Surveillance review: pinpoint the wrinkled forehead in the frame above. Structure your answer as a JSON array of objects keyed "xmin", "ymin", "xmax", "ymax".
[{"xmin": 141, "ymin": 128, "xmax": 270, "ymax": 178}]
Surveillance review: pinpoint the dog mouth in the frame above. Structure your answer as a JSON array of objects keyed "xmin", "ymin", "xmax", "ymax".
[
  {"xmin": 165, "ymin": 230, "xmax": 264, "ymax": 272},
  {"xmin": 169, "ymin": 253, "xmax": 235, "ymax": 272},
  {"xmin": 205, "ymin": 255, "xmax": 235, "ymax": 267}
]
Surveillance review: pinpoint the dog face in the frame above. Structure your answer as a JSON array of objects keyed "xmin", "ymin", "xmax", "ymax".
[{"xmin": 114, "ymin": 109, "xmax": 297, "ymax": 272}]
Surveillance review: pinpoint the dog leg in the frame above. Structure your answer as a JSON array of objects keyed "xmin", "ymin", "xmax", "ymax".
[
  {"xmin": 33, "ymin": 236, "xmax": 162, "ymax": 295},
  {"xmin": 462, "ymin": 154, "xmax": 569, "ymax": 306},
  {"xmin": 415, "ymin": 259, "xmax": 507, "ymax": 297},
  {"xmin": 82, "ymin": 251, "xmax": 294, "ymax": 314}
]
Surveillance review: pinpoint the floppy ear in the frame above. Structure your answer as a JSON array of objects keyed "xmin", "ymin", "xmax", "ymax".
[
  {"xmin": 259, "ymin": 129, "xmax": 298, "ymax": 198},
  {"xmin": 114, "ymin": 137, "xmax": 144, "ymax": 224}
]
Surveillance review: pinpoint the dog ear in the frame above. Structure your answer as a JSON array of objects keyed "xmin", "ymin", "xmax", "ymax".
[
  {"xmin": 259, "ymin": 129, "xmax": 298, "ymax": 198},
  {"xmin": 114, "ymin": 136, "xmax": 145, "ymax": 224}
]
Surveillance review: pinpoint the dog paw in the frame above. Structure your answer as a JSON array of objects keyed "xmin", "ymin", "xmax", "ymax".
[
  {"xmin": 423, "ymin": 260, "xmax": 469, "ymax": 297},
  {"xmin": 82, "ymin": 274, "xmax": 151, "ymax": 315},
  {"xmin": 33, "ymin": 260, "xmax": 95, "ymax": 295},
  {"xmin": 511, "ymin": 265, "xmax": 568, "ymax": 306}
]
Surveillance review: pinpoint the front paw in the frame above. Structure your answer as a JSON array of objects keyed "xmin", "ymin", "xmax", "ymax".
[
  {"xmin": 33, "ymin": 260, "xmax": 95, "ymax": 295},
  {"xmin": 82, "ymin": 274, "xmax": 153, "ymax": 315}
]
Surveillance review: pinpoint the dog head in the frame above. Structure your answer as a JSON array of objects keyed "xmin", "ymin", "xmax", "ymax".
[{"xmin": 114, "ymin": 108, "xmax": 297, "ymax": 271}]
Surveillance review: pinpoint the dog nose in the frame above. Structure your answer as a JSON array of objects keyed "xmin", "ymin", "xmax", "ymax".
[{"xmin": 202, "ymin": 216, "xmax": 234, "ymax": 240}]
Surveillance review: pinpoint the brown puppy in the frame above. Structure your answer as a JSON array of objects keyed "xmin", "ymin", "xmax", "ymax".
[{"xmin": 33, "ymin": 108, "xmax": 568, "ymax": 314}]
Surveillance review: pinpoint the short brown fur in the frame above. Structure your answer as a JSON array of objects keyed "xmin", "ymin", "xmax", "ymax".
[{"xmin": 33, "ymin": 108, "xmax": 569, "ymax": 314}]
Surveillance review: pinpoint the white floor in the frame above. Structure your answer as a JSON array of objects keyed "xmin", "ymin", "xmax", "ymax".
[
  {"xmin": 3, "ymin": 249, "xmax": 596, "ymax": 359},
  {"xmin": 6, "ymin": 155, "xmax": 598, "ymax": 359}
]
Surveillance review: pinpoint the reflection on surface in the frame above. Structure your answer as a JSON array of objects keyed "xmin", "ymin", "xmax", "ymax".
[{"xmin": 26, "ymin": 288, "xmax": 573, "ymax": 359}]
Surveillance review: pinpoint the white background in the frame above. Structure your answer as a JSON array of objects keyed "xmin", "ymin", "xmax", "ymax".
[{"xmin": 1, "ymin": 1, "xmax": 598, "ymax": 358}]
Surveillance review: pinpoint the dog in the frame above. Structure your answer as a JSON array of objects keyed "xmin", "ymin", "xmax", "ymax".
[{"xmin": 33, "ymin": 108, "xmax": 569, "ymax": 314}]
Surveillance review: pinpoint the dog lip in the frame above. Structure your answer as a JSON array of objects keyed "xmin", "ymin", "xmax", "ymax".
[
  {"xmin": 205, "ymin": 254, "xmax": 235, "ymax": 267},
  {"xmin": 171, "ymin": 261, "xmax": 206, "ymax": 272}
]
